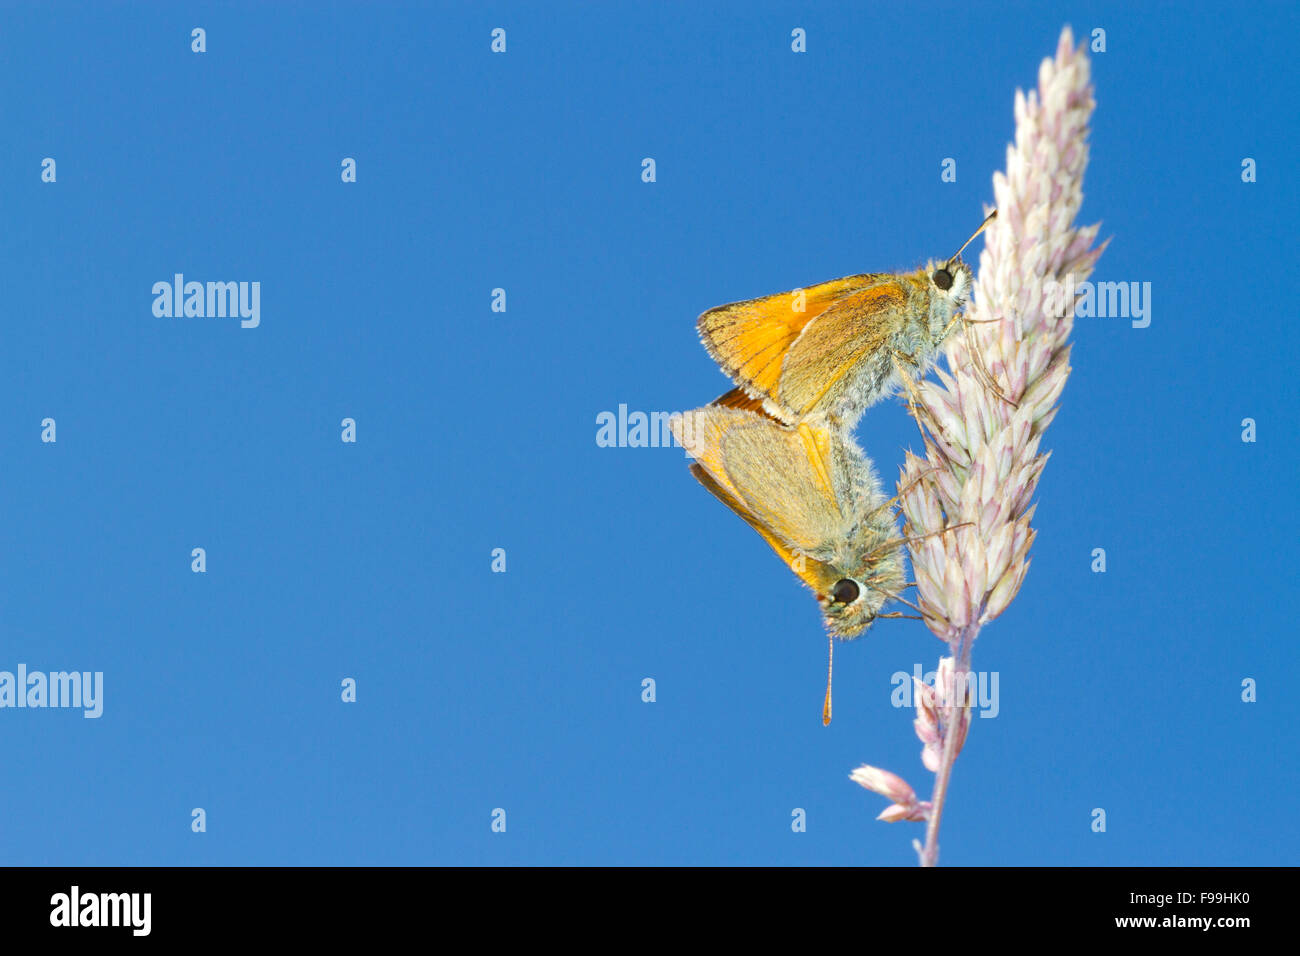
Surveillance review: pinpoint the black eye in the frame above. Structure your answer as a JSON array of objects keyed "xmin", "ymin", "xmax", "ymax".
[
  {"xmin": 932, "ymin": 268, "xmax": 953, "ymax": 291},
  {"xmin": 831, "ymin": 579, "xmax": 860, "ymax": 605}
]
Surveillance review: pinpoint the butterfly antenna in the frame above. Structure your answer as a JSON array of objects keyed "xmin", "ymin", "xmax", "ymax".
[
  {"xmin": 948, "ymin": 209, "xmax": 997, "ymax": 264},
  {"xmin": 877, "ymin": 612, "xmax": 925, "ymax": 621},
  {"xmin": 822, "ymin": 633, "xmax": 834, "ymax": 726}
]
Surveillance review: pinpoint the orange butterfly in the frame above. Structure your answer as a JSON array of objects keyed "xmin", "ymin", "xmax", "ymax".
[
  {"xmin": 696, "ymin": 212, "xmax": 998, "ymax": 426},
  {"xmin": 670, "ymin": 403, "xmax": 908, "ymax": 723}
]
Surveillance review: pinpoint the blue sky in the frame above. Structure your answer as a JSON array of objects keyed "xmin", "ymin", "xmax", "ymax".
[{"xmin": 1, "ymin": 1, "xmax": 1296, "ymax": 866}]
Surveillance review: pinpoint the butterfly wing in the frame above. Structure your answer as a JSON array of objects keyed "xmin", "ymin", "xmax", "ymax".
[
  {"xmin": 696, "ymin": 275, "xmax": 891, "ymax": 419},
  {"xmin": 710, "ymin": 386, "xmax": 782, "ymax": 419},
  {"xmin": 774, "ymin": 281, "xmax": 910, "ymax": 417},
  {"xmin": 674, "ymin": 406, "xmax": 845, "ymax": 553},
  {"xmin": 719, "ymin": 419, "xmax": 846, "ymax": 556},
  {"xmin": 673, "ymin": 405, "xmax": 906, "ymax": 636},
  {"xmin": 686, "ymin": 462, "xmax": 843, "ymax": 596}
]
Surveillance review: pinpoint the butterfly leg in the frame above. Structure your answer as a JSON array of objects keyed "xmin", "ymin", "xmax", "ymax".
[
  {"xmin": 892, "ymin": 352, "xmax": 949, "ymax": 441},
  {"xmin": 871, "ymin": 463, "xmax": 942, "ymax": 520},
  {"xmin": 863, "ymin": 522, "xmax": 973, "ymax": 564},
  {"xmin": 961, "ymin": 320, "xmax": 1019, "ymax": 409}
]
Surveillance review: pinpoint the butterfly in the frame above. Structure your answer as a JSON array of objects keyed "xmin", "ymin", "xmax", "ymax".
[
  {"xmin": 670, "ymin": 403, "xmax": 909, "ymax": 724},
  {"xmin": 695, "ymin": 212, "xmax": 1000, "ymax": 428}
]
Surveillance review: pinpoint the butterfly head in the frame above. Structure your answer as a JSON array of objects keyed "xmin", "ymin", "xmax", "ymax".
[
  {"xmin": 926, "ymin": 257, "xmax": 974, "ymax": 310},
  {"xmin": 926, "ymin": 209, "xmax": 996, "ymax": 315},
  {"xmin": 924, "ymin": 209, "xmax": 997, "ymax": 320},
  {"xmin": 817, "ymin": 543, "xmax": 906, "ymax": 639}
]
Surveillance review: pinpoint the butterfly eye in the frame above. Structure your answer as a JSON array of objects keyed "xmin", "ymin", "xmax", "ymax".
[
  {"xmin": 831, "ymin": 578, "xmax": 860, "ymax": 605},
  {"xmin": 932, "ymin": 268, "xmax": 954, "ymax": 291}
]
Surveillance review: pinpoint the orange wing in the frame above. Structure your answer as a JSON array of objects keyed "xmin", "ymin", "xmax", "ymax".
[
  {"xmin": 687, "ymin": 463, "xmax": 843, "ymax": 597},
  {"xmin": 775, "ymin": 282, "xmax": 909, "ymax": 416},
  {"xmin": 719, "ymin": 420, "xmax": 841, "ymax": 554},
  {"xmin": 672, "ymin": 406, "xmax": 846, "ymax": 593},
  {"xmin": 696, "ymin": 274, "xmax": 895, "ymax": 417},
  {"xmin": 710, "ymin": 386, "xmax": 782, "ymax": 421}
]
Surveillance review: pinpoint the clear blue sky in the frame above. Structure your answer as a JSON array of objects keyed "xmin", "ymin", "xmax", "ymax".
[{"xmin": 1, "ymin": 1, "xmax": 1296, "ymax": 866}]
